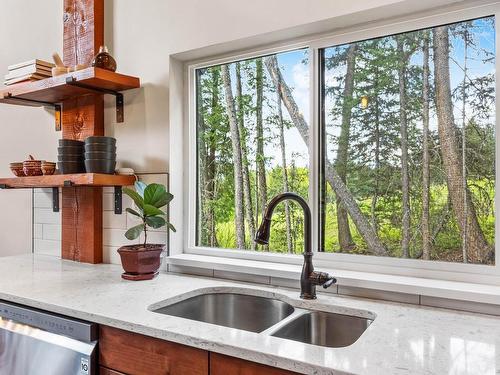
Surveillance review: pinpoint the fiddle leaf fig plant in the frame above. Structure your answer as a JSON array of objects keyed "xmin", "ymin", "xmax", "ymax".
[{"xmin": 123, "ymin": 181, "xmax": 176, "ymax": 247}]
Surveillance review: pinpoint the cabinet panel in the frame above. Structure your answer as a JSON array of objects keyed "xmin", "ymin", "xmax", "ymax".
[
  {"xmin": 99, "ymin": 326, "xmax": 208, "ymax": 375},
  {"xmin": 210, "ymin": 353, "xmax": 300, "ymax": 375}
]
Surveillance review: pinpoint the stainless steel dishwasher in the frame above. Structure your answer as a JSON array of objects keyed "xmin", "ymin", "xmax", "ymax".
[{"xmin": 0, "ymin": 301, "xmax": 98, "ymax": 375}]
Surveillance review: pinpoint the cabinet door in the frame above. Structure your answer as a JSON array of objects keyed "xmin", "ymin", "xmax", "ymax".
[
  {"xmin": 99, "ymin": 326, "xmax": 209, "ymax": 375},
  {"xmin": 210, "ymin": 353, "xmax": 300, "ymax": 375},
  {"xmin": 100, "ymin": 367, "xmax": 126, "ymax": 375}
]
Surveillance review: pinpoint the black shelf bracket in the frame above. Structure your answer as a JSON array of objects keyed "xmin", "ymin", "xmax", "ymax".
[
  {"xmin": 114, "ymin": 186, "xmax": 122, "ymax": 214},
  {"xmin": 52, "ymin": 187, "xmax": 59, "ymax": 212},
  {"xmin": 0, "ymin": 184, "xmax": 9, "ymax": 189},
  {"xmin": 65, "ymin": 77, "xmax": 124, "ymax": 123},
  {"xmin": 63, "ymin": 180, "xmax": 74, "ymax": 187},
  {"xmin": 3, "ymin": 93, "xmax": 62, "ymax": 131}
]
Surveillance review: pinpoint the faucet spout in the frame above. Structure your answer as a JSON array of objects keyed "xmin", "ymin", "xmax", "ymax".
[{"xmin": 255, "ymin": 192, "xmax": 337, "ymax": 300}]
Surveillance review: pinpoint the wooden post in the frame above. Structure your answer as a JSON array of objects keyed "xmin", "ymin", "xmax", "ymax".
[{"xmin": 61, "ymin": 0, "xmax": 104, "ymax": 263}]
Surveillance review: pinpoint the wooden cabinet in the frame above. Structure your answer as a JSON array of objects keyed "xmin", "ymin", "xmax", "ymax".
[
  {"xmin": 99, "ymin": 325, "xmax": 299, "ymax": 375},
  {"xmin": 99, "ymin": 326, "xmax": 209, "ymax": 375},
  {"xmin": 210, "ymin": 353, "xmax": 299, "ymax": 375}
]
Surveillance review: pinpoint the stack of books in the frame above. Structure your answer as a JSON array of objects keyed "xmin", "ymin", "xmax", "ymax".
[{"xmin": 4, "ymin": 59, "xmax": 55, "ymax": 85}]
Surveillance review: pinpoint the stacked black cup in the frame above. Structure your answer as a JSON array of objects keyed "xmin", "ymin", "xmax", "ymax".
[
  {"xmin": 58, "ymin": 139, "xmax": 85, "ymax": 174},
  {"xmin": 84, "ymin": 136, "xmax": 117, "ymax": 174}
]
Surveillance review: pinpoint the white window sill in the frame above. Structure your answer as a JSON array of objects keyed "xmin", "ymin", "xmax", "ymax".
[{"xmin": 165, "ymin": 253, "xmax": 500, "ymax": 306}]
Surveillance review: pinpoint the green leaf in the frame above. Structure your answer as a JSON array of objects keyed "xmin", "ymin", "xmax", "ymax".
[
  {"xmin": 167, "ymin": 222, "xmax": 177, "ymax": 233},
  {"xmin": 134, "ymin": 181, "xmax": 147, "ymax": 197},
  {"xmin": 126, "ymin": 207, "xmax": 143, "ymax": 218},
  {"xmin": 145, "ymin": 216, "xmax": 166, "ymax": 229},
  {"xmin": 143, "ymin": 204, "xmax": 166, "ymax": 217},
  {"xmin": 144, "ymin": 183, "xmax": 171, "ymax": 208},
  {"xmin": 123, "ymin": 188, "xmax": 144, "ymax": 210},
  {"xmin": 125, "ymin": 224, "xmax": 144, "ymax": 240}
]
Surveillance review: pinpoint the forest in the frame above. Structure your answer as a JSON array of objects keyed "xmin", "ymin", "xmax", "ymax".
[{"xmin": 196, "ymin": 16, "xmax": 496, "ymax": 265}]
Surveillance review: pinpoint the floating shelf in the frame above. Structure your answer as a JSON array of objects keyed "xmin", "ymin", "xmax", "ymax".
[
  {"xmin": 0, "ymin": 67, "xmax": 139, "ymax": 104},
  {"xmin": 0, "ymin": 67, "xmax": 140, "ymax": 128},
  {"xmin": 0, "ymin": 173, "xmax": 136, "ymax": 189}
]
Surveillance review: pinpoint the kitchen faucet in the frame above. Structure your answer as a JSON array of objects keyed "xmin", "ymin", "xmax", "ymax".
[{"xmin": 255, "ymin": 192, "xmax": 337, "ymax": 299}]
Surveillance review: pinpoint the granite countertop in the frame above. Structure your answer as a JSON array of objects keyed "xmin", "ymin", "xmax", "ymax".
[{"xmin": 0, "ymin": 254, "xmax": 499, "ymax": 375}]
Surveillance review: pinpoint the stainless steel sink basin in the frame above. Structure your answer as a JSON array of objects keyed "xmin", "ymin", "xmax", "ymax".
[
  {"xmin": 271, "ymin": 311, "xmax": 372, "ymax": 348},
  {"xmin": 152, "ymin": 293, "xmax": 295, "ymax": 333}
]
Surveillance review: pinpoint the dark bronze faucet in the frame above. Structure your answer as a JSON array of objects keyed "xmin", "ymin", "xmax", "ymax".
[{"xmin": 255, "ymin": 192, "xmax": 337, "ymax": 299}]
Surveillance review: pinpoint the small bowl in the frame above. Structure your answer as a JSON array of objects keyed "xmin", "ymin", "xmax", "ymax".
[
  {"xmin": 41, "ymin": 164, "xmax": 56, "ymax": 175},
  {"xmin": 84, "ymin": 136, "xmax": 116, "ymax": 146},
  {"xmin": 84, "ymin": 143, "xmax": 117, "ymax": 152},
  {"xmin": 23, "ymin": 159, "xmax": 42, "ymax": 176},
  {"xmin": 58, "ymin": 161, "xmax": 85, "ymax": 174},
  {"xmin": 84, "ymin": 159, "xmax": 116, "ymax": 174},
  {"xmin": 59, "ymin": 139, "xmax": 84, "ymax": 147},
  {"xmin": 10, "ymin": 165, "xmax": 25, "ymax": 177},
  {"xmin": 84, "ymin": 151, "xmax": 116, "ymax": 160}
]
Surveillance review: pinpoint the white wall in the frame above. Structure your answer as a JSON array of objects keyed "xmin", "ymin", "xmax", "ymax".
[{"xmin": 0, "ymin": 0, "xmax": 466, "ymax": 258}]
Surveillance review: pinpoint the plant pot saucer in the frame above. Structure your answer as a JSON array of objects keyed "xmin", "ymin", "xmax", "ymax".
[{"xmin": 121, "ymin": 271, "xmax": 159, "ymax": 281}]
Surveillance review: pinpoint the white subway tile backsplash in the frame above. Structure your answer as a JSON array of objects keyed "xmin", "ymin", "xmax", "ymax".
[
  {"xmin": 42, "ymin": 224, "xmax": 61, "ymax": 241},
  {"xmin": 33, "ymin": 224, "xmax": 43, "ymax": 239},
  {"xmin": 103, "ymin": 246, "xmax": 122, "ymax": 265},
  {"xmin": 34, "ymin": 208, "xmax": 61, "ymax": 225},
  {"xmin": 34, "ymin": 239, "xmax": 60, "ymax": 257},
  {"xmin": 103, "ymin": 211, "xmax": 127, "ymax": 229},
  {"xmin": 34, "ymin": 192, "xmax": 52, "ymax": 208},
  {"xmin": 103, "ymin": 228, "xmax": 167, "ymax": 247}
]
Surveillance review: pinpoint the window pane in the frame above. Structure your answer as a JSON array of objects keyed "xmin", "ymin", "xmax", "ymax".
[
  {"xmin": 196, "ymin": 49, "xmax": 310, "ymax": 253},
  {"xmin": 321, "ymin": 16, "xmax": 495, "ymax": 264}
]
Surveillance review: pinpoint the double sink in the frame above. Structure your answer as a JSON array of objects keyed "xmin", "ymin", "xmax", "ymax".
[{"xmin": 151, "ymin": 290, "xmax": 373, "ymax": 348}]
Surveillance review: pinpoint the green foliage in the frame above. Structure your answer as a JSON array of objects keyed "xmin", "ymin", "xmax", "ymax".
[{"xmin": 122, "ymin": 182, "xmax": 175, "ymax": 247}]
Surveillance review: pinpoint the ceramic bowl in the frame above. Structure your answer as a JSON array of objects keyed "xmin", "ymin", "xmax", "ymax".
[
  {"xmin": 41, "ymin": 162, "xmax": 56, "ymax": 176},
  {"xmin": 84, "ymin": 143, "xmax": 117, "ymax": 152},
  {"xmin": 84, "ymin": 151, "xmax": 116, "ymax": 160},
  {"xmin": 10, "ymin": 164, "xmax": 25, "ymax": 177},
  {"xmin": 23, "ymin": 159, "xmax": 43, "ymax": 176},
  {"xmin": 84, "ymin": 136, "xmax": 116, "ymax": 146},
  {"xmin": 58, "ymin": 161, "xmax": 85, "ymax": 174},
  {"xmin": 59, "ymin": 139, "xmax": 84, "ymax": 147},
  {"xmin": 58, "ymin": 154, "xmax": 84, "ymax": 162},
  {"xmin": 58, "ymin": 146, "xmax": 84, "ymax": 155},
  {"xmin": 84, "ymin": 159, "xmax": 116, "ymax": 174}
]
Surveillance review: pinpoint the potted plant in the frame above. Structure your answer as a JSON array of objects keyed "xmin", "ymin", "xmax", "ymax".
[{"xmin": 118, "ymin": 181, "xmax": 176, "ymax": 280}]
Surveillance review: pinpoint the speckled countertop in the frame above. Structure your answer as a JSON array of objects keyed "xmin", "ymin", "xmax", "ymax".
[{"xmin": 0, "ymin": 254, "xmax": 499, "ymax": 375}]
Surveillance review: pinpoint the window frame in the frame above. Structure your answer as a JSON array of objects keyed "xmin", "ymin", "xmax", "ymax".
[{"xmin": 183, "ymin": 1, "xmax": 500, "ymax": 285}]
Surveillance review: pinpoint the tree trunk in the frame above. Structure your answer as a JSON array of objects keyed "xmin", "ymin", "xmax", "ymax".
[
  {"xmin": 460, "ymin": 30, "xmax": 469, "ymax": 263},
  {"xmin": 433, "ymin": 26, "xmax": 493, "ymax": 263},
  {"xmin": 265, "ymin": 55, "xmax": 388, "ymax": 256},
  {"xmin": 221, "ymin": 64, "xmax": 246, "ymax": 249},
  {"xmin": 335, "ymin": 44, "xmax": 356, "ymax": 252},
  {"xmin": 371, "ymin": 67, "xmax": 381, "ymax": 234},
  {"xmin": 397, "ymin": 38, "xmax": 411, "ymax": 259},
  {"xmin": 422, "ymin": 33, "xmax": 431, "ymax": 260},
  {"xmin": 276, "ymin": 84, "xmax": 294, "ymax": 254},
  {"xmin": 236, "ymin": 63, "xmax": 256, "ymax": 249},
  {"xmin": 196, "ymin": 70, "xmax": 207, "ymax": 245},
  {"xmin": 255, "ymin": 58, "xmax": 268, "ymax": 250}
]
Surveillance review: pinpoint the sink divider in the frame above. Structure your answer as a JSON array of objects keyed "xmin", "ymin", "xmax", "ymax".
[{"xmin": 260, "ymin": 308, "xmax": 309, "ymax": 336}]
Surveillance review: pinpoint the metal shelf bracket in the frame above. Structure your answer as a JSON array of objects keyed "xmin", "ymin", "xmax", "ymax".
[
  {"xmin": 114, "ymin": 186, "xmax": 122, "ymax": 214},
  {"xmin": 3, "ymin": 93, "xmax": 62, "ymax": 131},
  {"xmin": 52, "ymin": 187, "xmax": 59, "ymax": 212},
  {"xmin": 65, "ymin": 77, "xmax": 124, "ymax": 123}
]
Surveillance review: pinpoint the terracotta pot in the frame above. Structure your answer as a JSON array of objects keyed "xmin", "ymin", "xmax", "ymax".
[{"xmin": 117, "ymin": 244, "xmax": 165, "ymax": 280}]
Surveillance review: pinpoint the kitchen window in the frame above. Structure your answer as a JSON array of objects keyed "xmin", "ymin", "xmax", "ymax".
[{"xmin": 185, "ymin": 3, "xmax": 499, "ymax": 282}]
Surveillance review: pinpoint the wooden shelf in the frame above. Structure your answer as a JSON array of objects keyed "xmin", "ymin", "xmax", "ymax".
[
  {"xmin": 0, "ymin": 67, "xmax": 140, "ymax": 106},
  {"xmin": 0, "ymin": 173, "xmax": 135, "ymax": 189}
]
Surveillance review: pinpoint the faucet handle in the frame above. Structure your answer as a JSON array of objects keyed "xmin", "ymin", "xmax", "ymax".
[
  {"xmin": 322, "ymin": 276, "xmax": 337, "ymax": 289},
  {"xmin": 310, "ymin": 271, "xmax": 337, "ymax": 289}
]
